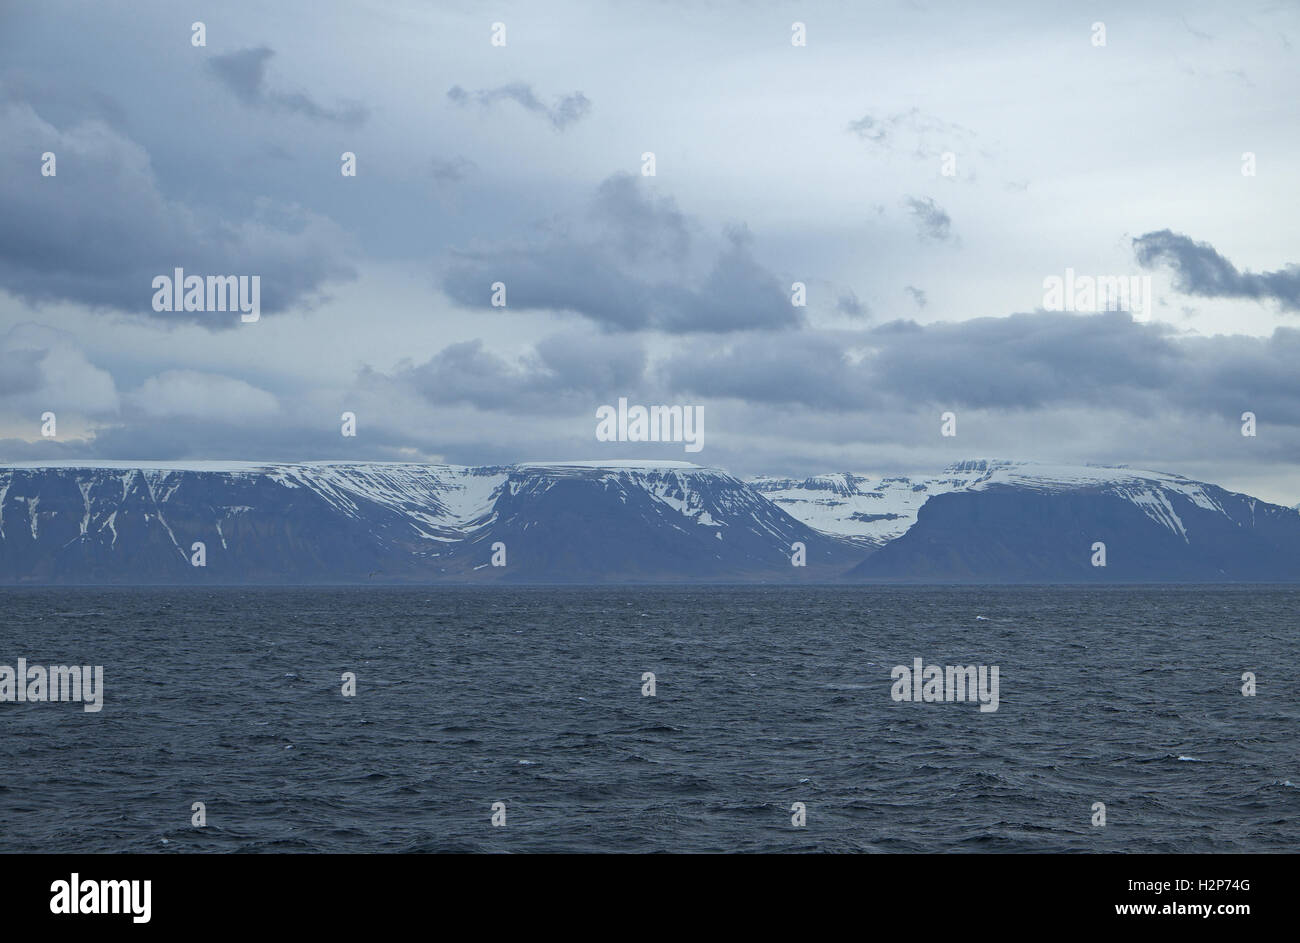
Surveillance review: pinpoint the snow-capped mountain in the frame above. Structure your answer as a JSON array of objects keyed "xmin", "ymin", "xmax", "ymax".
[
  {"xmin": 437, "ymin": 461, "xmax": 857, "ymax": 580},
  {"xmin": 0, "ymin": 461, "xmax": 508, "ymax": 583},
  {"xmin": 2, "ymin": 457, "xmax": 1297, "ymax": 583},
  {"xmin": 0, "ymin": 460, "xmax": 857, "ymax": 583},
  {"xmin": 846, "ymin": 459, "xmax": 1300, "ymax": 581}
]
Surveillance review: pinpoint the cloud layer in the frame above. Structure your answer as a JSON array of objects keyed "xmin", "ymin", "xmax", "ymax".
[
  {"xmin": 0, "ymin": 101, "xmax": 357, "ymax": 322},
  {"xmin": 0, "ymin": 0, "xmax": 1297, "ymax": 505}
]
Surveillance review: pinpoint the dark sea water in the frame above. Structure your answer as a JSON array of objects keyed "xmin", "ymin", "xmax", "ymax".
[{"xmin": 1, "ymin": 585, "xmax": 1297, "ymax": 853}]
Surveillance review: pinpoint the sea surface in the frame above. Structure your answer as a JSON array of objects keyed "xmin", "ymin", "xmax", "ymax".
[{"xmin": 1, "ymin": 585, "xmax": 1297, "ymax": 853}]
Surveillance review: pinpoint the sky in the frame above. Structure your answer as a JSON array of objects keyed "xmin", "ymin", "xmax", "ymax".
[{"xmin": 1, "ymin": 0, "xmax": 1298, "ymax": 503}]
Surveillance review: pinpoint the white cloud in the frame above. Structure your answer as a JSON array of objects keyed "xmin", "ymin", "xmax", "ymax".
[{"xmin": 126, "ymin": 370, "xmax": 279, "ymax": 423}]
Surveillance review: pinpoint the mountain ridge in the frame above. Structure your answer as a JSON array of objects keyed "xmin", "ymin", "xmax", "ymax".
[{"xmin": 1, "ymin": 458, "xmax": 1295, "ymax": 583}]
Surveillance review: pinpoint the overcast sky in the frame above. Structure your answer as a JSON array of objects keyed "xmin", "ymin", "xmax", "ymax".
[{"xmin": 2, "ymin": 0, "xmax": 1298, "ymax": 503}]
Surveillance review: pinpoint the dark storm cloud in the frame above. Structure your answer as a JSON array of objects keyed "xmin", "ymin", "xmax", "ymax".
[
  {"xmin": 904, "ymin": 196, "xmax": 953, "ymax": 242},
  {"xmin": 1133, "ymin": 230, "xmax": 1300, "ymax": 312},
  {"xmin": 440, "ymin": 176, "xmax": 798, "ymax": 334},
  {"xmin": 397, "ymin": 332, "xmax": 647, "ymax": 412},
  {"xmin": 662, "ymin": 311, "xmax": 1300, "ymax": 425},
  {"xmin": 208, "ymin": 47, "xmax": 369, "ymax": 125},
  {"xmin": 0, "ymin": 101, "xmax": 357, "ymax": 323},
  {"xmin": 446, "ymin": 82, "xmax": 591, "ymax": 130}
]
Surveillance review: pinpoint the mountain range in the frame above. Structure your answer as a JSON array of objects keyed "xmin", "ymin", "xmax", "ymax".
[{"xmin": 0, "ymin": 458, "xmax": 1296, "ymax": 583}]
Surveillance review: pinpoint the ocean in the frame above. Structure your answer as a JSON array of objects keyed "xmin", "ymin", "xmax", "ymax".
[{"xmin": 1, "ymin": 585, "xmax": 1296, "ymax": 853}]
